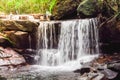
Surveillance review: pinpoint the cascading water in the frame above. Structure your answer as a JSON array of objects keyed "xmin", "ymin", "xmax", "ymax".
[{"xmin": 36, "ymin": 18, "xmax": 99, "ymax": 67}]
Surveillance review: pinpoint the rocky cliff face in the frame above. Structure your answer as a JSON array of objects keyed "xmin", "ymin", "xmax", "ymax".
[
  {"xmin": 99, "ymin": 17, "xmax": 120, "ymax": 53},
  {"xmin": 0, "ymin": 20, "xmax": 39, "ymax": 65}
]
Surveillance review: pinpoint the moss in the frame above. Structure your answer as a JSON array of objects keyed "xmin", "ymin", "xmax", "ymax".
[{"xmin": 77, "ymin": 0, "xmax": 102, "ymax": 17}]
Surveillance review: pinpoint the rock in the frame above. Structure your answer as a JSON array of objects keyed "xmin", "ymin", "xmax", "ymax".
[
  {"xmin": 52, "ymin": 0, "xmax": 81, "ymax": 20},
  {"xmin": 74, "ymin": 67, "xmax": 90, "ymax": 75},
  {"xmin": 0, "ymin": 47, "xmax": 26, "ymax": 66},
  {"xmin": 99, "ymin": 18, "xmax": 120, "ymax": 53},
  {"xmin": 15, "ymin": 20, "xmax": 38, "ymax": 32},
  {"xmin": 0, "ymin": 20, "xmax": 38, "ymax": 32},
  {"xmin": 4, "ymin": 31, "xmax": 30, "ymax": 49},
  {"xmin": 77, "ymin": 0, "xmax": 102, "ymax": 18},
  {"xmin": 0, "ymin": 35, "xmax": 12, "ymax": 47},
  {"xmin": 0, "ymin": 36, "xmax": 6, "ymax": 43},
  {"xmin": 0, "ymin": 76, "xmax": 6, "ymax": 80},
  {"xmin": 88, "ymin": 72, "xmax": 105, "ymax": 80},
  {"xmin": 19, "ymin": 49, "xmax": 37, "ymax": 64},
  {"xmin": 0, "ymin": 19, "xmax": 38, "ymax": 49},
  {"xmin": 107, "ymin": 61, "xmax": 120, "ymax": 72},
  {"xmin": 77, "ymin": 72, "xmax": 106, "ymax": 80},
  {"xmin": 101, "ymin": 69, "xmax": 118, "ymax": 79}
]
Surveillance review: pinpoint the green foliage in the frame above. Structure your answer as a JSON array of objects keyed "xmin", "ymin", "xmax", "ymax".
[{"xmin": 0, "ymin": 0, "xmax": 57, "ymax": 14}]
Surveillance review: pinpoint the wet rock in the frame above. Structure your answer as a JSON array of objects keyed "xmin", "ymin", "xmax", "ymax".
[
  {"xmin": 0, "ymin": 47, "xmax": 26, "ymax": 66},
  {"xmin": 4, "ymin": 31, "xmax": 30, "ymax": 49},
  {"xmin": 0, "ymin": 76, "xmax": 6, "ymax": 80},
  {"xmin": 77, "ymin": 72, "xmax": 105, "ymax": 80},
  {"xmin": 20, "ymin": 49, "xmax": 37, "ymax": 64},
  {"xmin": 107, "ymin": 61, "xmax": 120, "ymax": 72},
  {"xmin": 74, "ymin": 67, "xmax": 90, "ymax": 75},
  {"xmin": 107, "ymin": 61, "xmax": 120, "ymax": 80},
  {"xmin": 101, "ymin": 69, "xmax": 118, "ymax": 80},
  {"xmin": 88, "ymin": 72, "xmax": 105, "ymax": 80}
]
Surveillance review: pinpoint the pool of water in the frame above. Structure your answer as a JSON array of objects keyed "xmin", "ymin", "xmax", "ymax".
[
  {"xmin": 0, "ymin": 55, "xmax": 99, "ymax": 80},
  {"xmin": 0, "ymin": 65, "xmax": 81, "ymax": 80}
]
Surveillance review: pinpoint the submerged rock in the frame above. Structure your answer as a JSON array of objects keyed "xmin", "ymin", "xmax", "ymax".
[
  {"xmin": 0, "ymin": 47, "xmax": 26, "ymax": 66},
  {"xmin": 74, "ymin": 67, "xmax": 91, "ymax": 75}
]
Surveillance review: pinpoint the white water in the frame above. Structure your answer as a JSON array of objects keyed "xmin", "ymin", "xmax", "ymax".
[{"xmin": 36, "ymin": 18, "xmax": 99, "ymax": 69}]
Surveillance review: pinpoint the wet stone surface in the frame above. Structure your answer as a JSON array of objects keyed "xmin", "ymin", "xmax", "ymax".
[
  {"xmin": 0, "ymin": 47, "xmax": 26, "ymax": 66},
  {"xmin": 74, "ymin": 53, "xmax": 120, "ymax": 80}
]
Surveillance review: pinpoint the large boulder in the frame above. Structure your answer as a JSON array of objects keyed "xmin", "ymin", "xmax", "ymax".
[
  {"xmin": 0, "ymin": 20, "xmax": 38, "ymax": 49},
  {"xmin": 77, "ymin": 0, "xmax": 102, "ymax": 18},
  {"xmin": 52, "ymin": 0, "xmax": 82, "ymax": 20},
  {"xmin": 0, "ymin": 47, "xmax": 26, "ymax": 66},
  {"xmin": 3, "ymin": 31, "xmax": 30, "ymax": 49},
  {"xmin": 0, "ymin": 20, "xmax": 38, "ymax": 32}
]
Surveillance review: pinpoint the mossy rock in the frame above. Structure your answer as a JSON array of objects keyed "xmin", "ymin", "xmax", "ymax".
[
  {"xmin": 4, "ymin": 31, "xmax": 30, "ymax": 49},
  {"xmin": 52, "ymin": 0, "xmax": 82, "ymax": 20},
  {"xmin": 0, "ymin": 20, "xmax": 38, "ymax": 32},
  {"xmin": 77, "ymin": 0, "xmax": 102, "ymax": 18}
]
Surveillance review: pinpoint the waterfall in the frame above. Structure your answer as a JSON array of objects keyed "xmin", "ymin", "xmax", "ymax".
[
  {"xmin": 29, "ymin": 34, "xmax": 32, "ymax": 49},
  {"xmin": 36, "ymin": 18, "xmax": 99, "ymax": 66}
]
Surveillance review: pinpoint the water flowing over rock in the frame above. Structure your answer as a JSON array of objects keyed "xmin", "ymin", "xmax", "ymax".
[{"xmin": 36, "ymin": 18, "xmax": 99, "ymax": 66}]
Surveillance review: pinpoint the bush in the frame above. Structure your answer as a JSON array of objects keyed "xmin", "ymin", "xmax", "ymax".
[{"xmin": 0, "ymin": 0, "xmax": 57, "ymax": 14}]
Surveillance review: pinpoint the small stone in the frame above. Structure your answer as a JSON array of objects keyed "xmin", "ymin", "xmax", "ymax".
[{"xmin": 74, "ymin": 67, "xmax": 90, "ymax": 75}]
